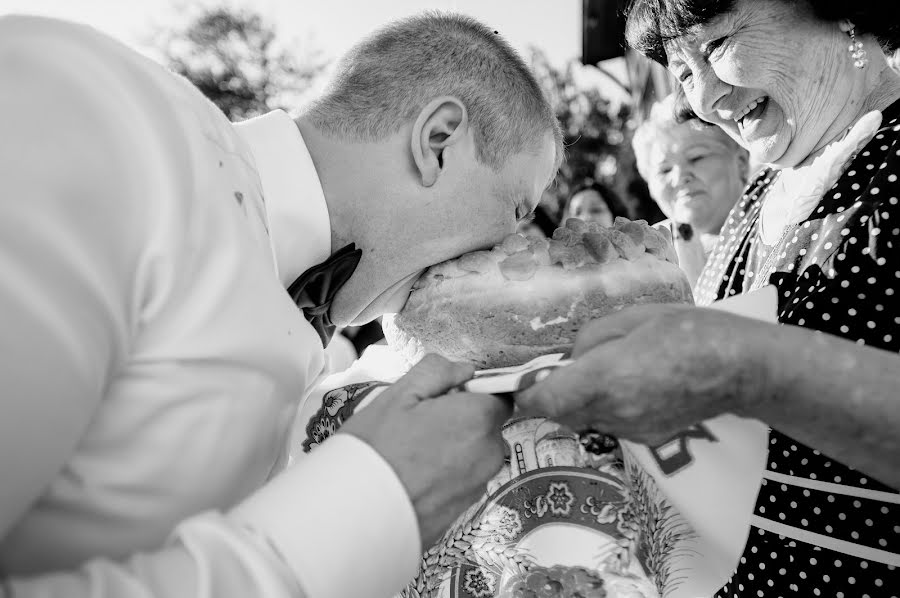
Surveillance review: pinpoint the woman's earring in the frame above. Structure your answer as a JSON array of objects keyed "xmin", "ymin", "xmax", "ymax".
[{"xmin": 848, "ymin": 26, "xmax": 868, "ymax": 69}]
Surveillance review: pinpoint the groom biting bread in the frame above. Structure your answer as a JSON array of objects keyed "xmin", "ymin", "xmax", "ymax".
[{"xmin": 0, "ymin": 12, "xmax": 560, "ymax": 598}]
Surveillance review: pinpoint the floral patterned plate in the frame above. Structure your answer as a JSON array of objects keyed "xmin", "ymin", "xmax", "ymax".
[
  {"xmin": 300, "ymin": 381, "xmax": 658, "ymax": 598},
  {"xmin": 399, "ymin": 416, "xmax": 655, "ymax": 598}
]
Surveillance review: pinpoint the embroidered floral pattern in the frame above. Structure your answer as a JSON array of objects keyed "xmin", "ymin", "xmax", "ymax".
[
  {"xmin": 463, "ymin": 568, "xmax": 496, "ymax": 597},
  {"xmin": 489, "ymin": 505, "xmax": 524, "ymax": 541},
  {"xmin": 546, "ymin": 481, "xmax": 575, "ymax": 516},
  {"xmin": 581, "ymin": 495, "xmax": 621, "ymax": 526},
  {"xmin": 522, "ymin": 494, "xmax": 549, "ymax": 519},
  {"xmin": 323, "ymin": 391, "xmax": 348, "ymax": 416},
  {"xmin": 301, "ymin": 382, "xmax": 386, "ymax": 452}
]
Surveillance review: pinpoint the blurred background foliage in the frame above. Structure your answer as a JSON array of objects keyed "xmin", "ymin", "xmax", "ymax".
[
  {"xmin": 154, "ymin": 6, "xmax": 327, "ymax": 120},
  {"xmin": 529, "ymin": 49, "xmax": 663, "ymax": 224}
]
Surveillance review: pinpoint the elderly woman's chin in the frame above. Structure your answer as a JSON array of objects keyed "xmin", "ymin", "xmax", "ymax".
[
  {"xmin": 735, "ymin": 104, "xmax": 796, "ymax": 167},
  {"xmin": 747, "ymin": 104, "xmax": 834, "ymax": 169},
  {"xmin": 748, "ymin": 133, "xmax": 803, "ymax": 168}
]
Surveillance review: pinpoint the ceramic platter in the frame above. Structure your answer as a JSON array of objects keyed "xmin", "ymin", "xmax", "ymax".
[{"xmin": 398, "ymin": 417, "xmax": 652, "ymax": 598}]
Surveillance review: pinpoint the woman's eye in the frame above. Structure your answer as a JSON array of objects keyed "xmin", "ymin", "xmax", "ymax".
[
  {"xmin": 688, "ymin": 154, "xmax": 708, "ymax": 164},
  {"xmin": 704, "ymin": 36, "xmax": 729, "ymax": 59},
  {"xmin": 677, "ymin": 70, "xmax": 693, "ymax": 83}
]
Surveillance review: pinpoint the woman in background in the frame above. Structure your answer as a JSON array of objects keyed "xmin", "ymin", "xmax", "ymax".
[
  {"xmin": 633, "ymin": 93, "xmax": 749, "ymax": 287},
  {"xmin": 563, "ymin": 181, "xmax": 630, "ymax": 228}
]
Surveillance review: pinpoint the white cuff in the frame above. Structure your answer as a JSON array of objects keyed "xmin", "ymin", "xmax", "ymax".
[{"xmin": 230, "ymin": 434, "xmax": 421, "ymax": 598}]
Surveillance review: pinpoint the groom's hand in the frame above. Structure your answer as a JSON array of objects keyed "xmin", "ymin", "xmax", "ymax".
[{"xmin": 340, "ymin": 354, "xmax": 512, "ymax": 548}]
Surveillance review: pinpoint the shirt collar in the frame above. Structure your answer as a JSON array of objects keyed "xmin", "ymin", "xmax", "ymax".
[{"xmin": 234, "ymin": 110, "xmax": 332, "ymax": 288}]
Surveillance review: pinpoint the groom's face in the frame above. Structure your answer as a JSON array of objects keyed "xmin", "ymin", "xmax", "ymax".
[{"xmin": 330, "ymin": 131, "xmax": 557, "ymax": 327}]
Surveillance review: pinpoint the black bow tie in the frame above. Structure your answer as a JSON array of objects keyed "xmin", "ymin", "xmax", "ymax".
[{"xmin": 287, "ymin": 243, "xmax": 362, "ymax": 348}]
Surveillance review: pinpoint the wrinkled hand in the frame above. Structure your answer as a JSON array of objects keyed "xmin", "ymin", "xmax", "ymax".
[
  {"xmin": 340, "ymin": 354, "xmax": 513, "ymax": 548},
  {"xmin": 516, "ymin": 305, "xmax": 774, "ymax": 445}
]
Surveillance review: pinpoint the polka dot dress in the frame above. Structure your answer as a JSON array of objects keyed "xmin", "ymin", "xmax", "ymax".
[{"xmin": 697, "ymin": 100, "xmax": 900, "ymax": 598}]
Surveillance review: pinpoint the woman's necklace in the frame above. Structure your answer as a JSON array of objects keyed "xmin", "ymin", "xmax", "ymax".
[
  {"xmin": 757, "ymin": 169, "xmax": 791, "ymax": 245},
  {"xmin": 750, "ymin": 171, "xmax": 791, "ymax": 292}
]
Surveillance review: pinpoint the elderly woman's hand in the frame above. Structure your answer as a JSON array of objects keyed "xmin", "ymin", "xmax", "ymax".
[{"xmin": 515, "ymin": 305, "xmax": 775, "ymax": 445}]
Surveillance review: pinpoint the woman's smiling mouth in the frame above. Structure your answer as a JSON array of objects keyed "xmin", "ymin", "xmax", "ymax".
[{"xmin": 735, "ymin": 96, "xmax": 769, "ymax": 134}]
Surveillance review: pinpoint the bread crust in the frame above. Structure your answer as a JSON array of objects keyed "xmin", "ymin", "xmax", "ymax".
[{"xmin": 385, "ymin": 218, "xmax": 694, "ymax": 368}]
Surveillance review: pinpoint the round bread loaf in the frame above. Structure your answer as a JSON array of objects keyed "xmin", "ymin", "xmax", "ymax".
[{"xmin": 384, "ymin": 217, "xmax": 694, "ymax": 368}]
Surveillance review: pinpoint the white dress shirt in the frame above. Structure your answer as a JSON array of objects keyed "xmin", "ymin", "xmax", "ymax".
[{"xmin": 0, "ymin": 15, "xmax": 419, "ymax": 598}]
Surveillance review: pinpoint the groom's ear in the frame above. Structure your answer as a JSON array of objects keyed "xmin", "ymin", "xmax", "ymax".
[{"xmin": 410, "ymin": 96, "xmax": 468, "ymax": 187}]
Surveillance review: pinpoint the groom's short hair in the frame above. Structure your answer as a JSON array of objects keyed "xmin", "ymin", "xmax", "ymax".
[{"xmin": 304, "ymin": 12, "xmax": 563, "ymax": 171}]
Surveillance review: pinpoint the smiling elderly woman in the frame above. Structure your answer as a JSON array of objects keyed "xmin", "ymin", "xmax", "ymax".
[
  {"xmin": 515, "ymin": 1, "xmax": 900, "ymax": 597},
  {"xmin": 628, "ymin": 0, "xmax": 900, "ymax": 593},
  {"xmin": 633, "ymin": 93, "xmax": 749, "ymax": 286}
]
